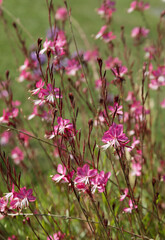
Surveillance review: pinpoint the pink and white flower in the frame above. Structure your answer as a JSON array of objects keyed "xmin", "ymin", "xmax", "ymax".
[
  {"xmin": 11, "ymin": 147, "xmax": 24, "ymax": 165},
  {"xmin": 102, "ymin": 123, "xmax": 130, "ymax": 150},
  {"xmin": 128, "ymin": 1, "xmax": 150, "ymax": 13},
  {"xmin": 74, "ymin": 164, "xmax": 97, "ymax": 185}
]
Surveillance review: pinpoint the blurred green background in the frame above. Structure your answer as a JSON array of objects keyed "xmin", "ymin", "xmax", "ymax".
[{"xmin": 0, "ymin": 0, "xmax": 164, "ymax": 76}]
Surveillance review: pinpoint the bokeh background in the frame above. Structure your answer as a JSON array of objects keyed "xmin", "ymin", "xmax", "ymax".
[{"xmin": 0, "ymin": 0, "xmax": 164, "ymax": 115}]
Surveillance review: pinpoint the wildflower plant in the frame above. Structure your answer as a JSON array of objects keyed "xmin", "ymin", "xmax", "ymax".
[{"xmin": 0, "ymin": 0, "xmax": 165, "ymax": 239}]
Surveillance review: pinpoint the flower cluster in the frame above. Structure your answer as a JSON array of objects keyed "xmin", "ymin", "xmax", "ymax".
[
  {"xmin": 102, "ymin": 123, "xmax": 130, "ymax": 151},
  {"xmin": 52, "ymin": 164, "xmax": 111, "ymax": 194},
  {"xmin": 0, "ymin": 186, "xmax": 36, "ymax": 215},
  {"xmin": 128, "ymin": 1, "xmax": 150, "ymax": 13}
]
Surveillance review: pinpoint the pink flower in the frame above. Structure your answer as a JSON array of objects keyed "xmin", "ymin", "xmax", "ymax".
[
  {"xmin": 0, "ymin": 131, "xmax": 11, "ymax": 146},
  {"xmin": 65, "ymin": 59, "xmax": 81, "ymax": 76},
  {"xmin": 40, "ymin": 38, "xmax": 54, "ymax": 54},
  {"xmin": 83, "ymin": 49, "xmax": 99, "ymax": 62},
  {"xmin": 28, "ymin": 106, "xmax": 38, "ymax": 120},
  {"xmin": 128, "ymin": 1, "xmax": 150, "ymax": 13},
  {"xmin": 111, "ymin": 65, "xmax": 128, "ymax": 82},
  {"xmin": 19, "ymin": 130, "xmax": 31, "ymax": 147},
  {"xmin": 120, "ymin": 188, "xmax": 128, "ymax": 201},
  {"xmin": 10, "ymin": 187, "xmax": 36, "ymax": 209},
  {"xmin": 131, "ymin": 162, "xmax": 142, "ymax": 176},
  {"xmin": 41, "ymin": 84, "xmax": 62, "ymax": 103},
  {"xmin": 19, "ymin": 59, "xmax": 30, "ymax": 71},
  {"xmin": 144, "ymin": 46, "xmax": 157, "ymax": 59},
  {"xmin": 130, "ymin": 100, "xmax": 149, "ymax": 120},
  {"xmin": 95, "ymin": 25, "xmax": 107, "ymax": 39},
  {"xmin": 125, "ymin": 91, "xmax": 135, "ymax": 102},
  {"xmin": 0, "ymin": 108, "xmax": 19, "ymax": 124},
  {"xmin": 127, "ymin": 137, "xmax": 140, "ymax": 152},
  {"xmin": 11, "ymin": 147, "xmax": 24, "ymax": 165},
  {"xmin": 95, "ymin": 26, "xmax": 116, "ymax": 43},
  {"xmin": 18, "ymin": 70, "xmax": 33, "ymax": 82},
  {"xmin": 0, "ymin": 197, "xmax": 8, "ymax": 212},
  {"xmin": 97, "ymin": 1, "xmax": 116, "ymax": 21},
  {"xmin": 94, "ymin": 111, "xmax": 106, "ymax": 126},
  {"xmin": 4, "ymin": 184, "xmax": 15, "ymax": 202},
  {"xmin": 52, "ymin": 164, "xmax": 74, "ymax": 184},
  {"xmin": 161, "ymin": 99, "xmax": 165, "ymax": 108},
  {"xmin": 102, "ymin": 31, "xmax": 116, "ymax": 43},
  {"xmin": 52, "ymin": 164, "xmax": 67, "ymax": 183},
  {"xmin": 76, "ymin": 183, "xmax": 88, "ymax": 193},
  {"xmin": 47, "ymin": 231, "xmax": 65, "ymax": 240},
  {"xmin": 55, "ymin": 7, "xmax": 67, "ymax": 21},
  {"xmin": 46, "ymin": 117, "xmax": 75, "ymax": 139},
  {"xmin": 105, "ymin": 56, "xmax": 121, "ymax": 70},
  {"xmin": 102, "ymin": 123, "xmax": 130, "ymax": 150},
  {"xmin": 30, "ymin": 79, "xmax": 45, "ymax": 95},
  {"xmin": 75, "ymin": 164, "xmax": 97, "ymax": 185},
  {"xmin": 149, "ymin": 66, "xmax": 165, "ymax": 90},
  {"xmin": 8, "ymin": 236, "xmax": 18, "ymax": 240},
  {"xmin": 131, "ymin": 27, "xmax": 149, "ymax": 39},
  {"xmin": 108, "ymin": 103, "xmax": 123, "ymax": 116},
  {"xmin": 91, "ymin": 171, "xmax": 111, "ymax": 194},
  {"xmin": 123, "ymin": 199, "xmax": 137, "ymax": 213}
]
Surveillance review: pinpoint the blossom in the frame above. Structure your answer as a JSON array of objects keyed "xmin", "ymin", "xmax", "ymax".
[
  {"xmin": 10, "ymin": 187, "xmax": 36, "ymax": 209},
  {"xmin": 0, "ymin": 131, "xmax": 11, "ymax": 146},
  {"xmin": 127, "ymin": 136, "xmax": 140, "ymax": 152},
  {"xmin": 131, "ymin": 27, "xmax": 149, "ymax": 39},
  {"xmin": 40, "ymin": 38, "xmax": 54, "ymax": 54},
  {"xmin": 11, "ymin": 147, "xmax": 24, "ymax": 165},
  {"xmin": 55, "ymin": 7, "xmax": 67, "ymax": 21},
  {"xmin": 0, "ymin": 197, "xmax": 8, "ymax": 212},
  {"xmin": 123, "ymin": 199, "xmax": 137, "ymax": 213},
  {"xmin": 95, "ymin": 25, "xmax": 116, "ymax": 43},
  {"xmin": 83, "ymin": 49, "xmax": 99, "ymax": 62},
  {"xmin": 65, "ymin": 59, "xmax": 81, "ymax": 76},
  {"xmin": 0, "ymin": 107, "xmax": 19, "ymax": 124},
  {"xmin": 108, "ymin": 103, "xmax": 123, "ymax": 116},
  {"xmin": 52, "ymin": 164, "xmax": 67, "ymax": 183},
  {"xmin": 30, "ymin": 79, "xmax": 44, "ymax": 95},
  {"xmin": 41, "ymin": 84, "xmax": 62, "ymax": 103},
  {"xmin": 28, "ymin": 106, "xmax": 38, "ymax": 120},
  {"xmin": 128, "ymin": 1, "xmax": 150, "ymax": 13},
  {"xmin": 4, "ymin": 184, "xmax": 15, "ymax": 202},
  {"xmin": 46, "ymin": 117, "xmax": 75, "ymax": 139},
  {"xmin": 102, "ymin": 123, "xmax": 130, "ymax": 150},
  {"xmin": 95, "ymin": 25, "xmax": 107, "ymax": 39},
  {"xmin": 144, "ymin": 45, "xmax": 157, "ymax": 60},
  {"xmin": 149, "ymin": 66, "xmax": 165, "ymax": 90},
  {"xmin": 97, "ymin": 0, "xmax": 116, "ymax": 21},
  {"xmin": 111, "ymin": 65, "xmax": 128, "ymax": 82},
  {"xmin": 131, "ymin": 162, "xmax": 142, "ymax": 176},
  {"xmin": 47, "ymin": 231, "xmax": 65, "ymax": 240},
  {"xmin": 19, "ymin": 130, "xmax": 31, "ymax": 147},
  {"xmin": 8, "ymin": 236, "xmax": 18, "ymax": 240},
  {"xmin": 74, "ymin": 164, "xmax": 97, "ymax": 185},
  {"xmin": 105, "ymin": 56, "xmax": 121, "ymax": 70},
  {"xmin": 52, "ymin": 164, "xmax": 74, "ymax": 184},
  {"xmin": 91, "ymin": 171, "xmax": 111, "ymax": 194},
  {"xmin": 161, "ymin": 99, "xmax": 165, "ymax": 108},
  {"xmin": 120, "ymin": 188, "xmax": 128, "ymax": 201},
  {"xmin": 130, "ymin": 100, "xmax": 150, "ymax": 120},
  {"xmin": 102, "ymin": 31, "xmax": 116, "ymax": 43}
]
